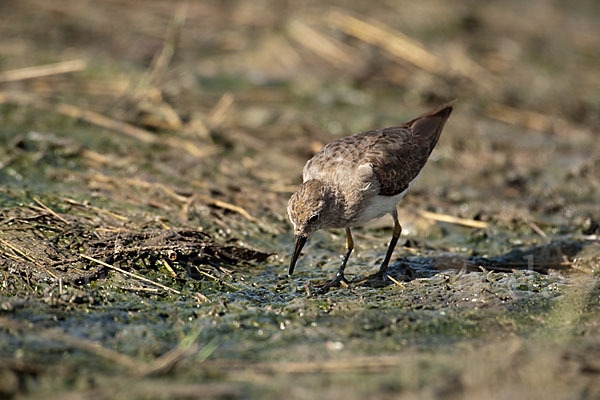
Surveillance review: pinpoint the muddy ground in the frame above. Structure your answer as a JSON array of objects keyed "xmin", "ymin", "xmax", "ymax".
[{"xmin": 1, "ymin": 0, "xmax": 599, "ymax": 399}]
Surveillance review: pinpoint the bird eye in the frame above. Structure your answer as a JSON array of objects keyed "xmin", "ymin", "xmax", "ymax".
[{"xmin": 308, "ymin": 214, "xmax": 320, "ymax": 223}]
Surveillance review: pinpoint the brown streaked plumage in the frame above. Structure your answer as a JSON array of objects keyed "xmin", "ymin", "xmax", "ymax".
[{"xmin": 287, "ymin": 103, "xmax": 453, "ymax": 292}]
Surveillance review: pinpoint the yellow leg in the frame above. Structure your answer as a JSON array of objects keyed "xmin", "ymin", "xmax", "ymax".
[{"xmin": 345, "ymin": 227, "xmax": 354, "ymax": 252}]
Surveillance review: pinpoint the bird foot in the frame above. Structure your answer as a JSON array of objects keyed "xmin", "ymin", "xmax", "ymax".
[
  {"xmin": 310, "ymin": 275, "xmax": 349, "ymax": 294},
  {"xmin": 350, "ymin": 270, "xmax": 387, "ymax": 285}
]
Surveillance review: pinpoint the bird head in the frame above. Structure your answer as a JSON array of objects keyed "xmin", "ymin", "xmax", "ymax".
[{"xmin": 287, "ymin": 179, "xmax": 341, "ymax": 275}]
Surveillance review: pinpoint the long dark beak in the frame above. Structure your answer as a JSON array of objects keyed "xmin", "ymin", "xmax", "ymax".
[{"xmin": 289, "ymin": 235, "xmax": 307, "ymax": 275}]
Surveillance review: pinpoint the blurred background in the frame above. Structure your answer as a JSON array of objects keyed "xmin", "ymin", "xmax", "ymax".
[
  {"xmin": 1, "ymin": 0, "xmax": 599, "ymax": 398},
  {"xmin": 0, "ymin": 0, "xmax": 598, "ymax": 234}
]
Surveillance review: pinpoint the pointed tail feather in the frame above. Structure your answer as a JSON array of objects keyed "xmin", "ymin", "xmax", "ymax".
[{"xmin": 407, "ymin": 102, "xmax": 453, "ymax": 154}]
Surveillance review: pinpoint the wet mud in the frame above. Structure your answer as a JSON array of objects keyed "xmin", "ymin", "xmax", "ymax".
[{"xmin": 1, "ymin": 0, "xmax": 599, "ymax": 398}]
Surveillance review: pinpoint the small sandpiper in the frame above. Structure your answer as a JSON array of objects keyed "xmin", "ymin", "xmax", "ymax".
[{"xmin": 287, "ymin": 103, "xmax": 453, "ymax": 292}]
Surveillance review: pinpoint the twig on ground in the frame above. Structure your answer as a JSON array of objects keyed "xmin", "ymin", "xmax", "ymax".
[
  {"xmin": 326, "ymin": 11, "xmax": 495, "ymax": 90},
  {"xmin": 118, "ymin": 285, "xmax": 160, "ymax": 293},
  {"xmin": 193, "ymin": 267, "xmax": 239, "ymax": 292},
  {"xmin": 80, "ymin": 149, "xmax": 130, "ymax": 167},
  {"xmin": 195, "ymin": 194, "xmax": 258, "ymax": 222},
  {"xmin": 327, "ymin": 11, "xmax": 444, "ymax": 74},
  {"xmin": 133, "ymin": 3, "xmax": 188, "ymax": 100},
  {"xmin": 527, "ymin": 220, "xmax": 548, "ymax": 239},
  {"xmin": 80, "ymin": 254, "xmax": 182, "ymax": 295},
  {"xmin": 160, "ymin": 258, "xmax": 177, "ymax": 278},
  {"xmin": 287, "ymin": 20, "xmax": 355, "ymax": 68},
  {"xmin": 86, "ymin": 171, "xmax": 258, "ymax": 222},
  {"xmin": 0, "ymin": 91, "xmax": 215, "ymax": 158},
  {"xmin": 195, "ymin": 292, "xmax": 210, "ymax": 303},
  {"xmin": 62, "ymin": 197, "xmax": 129, "ymax": 222},
  {"xmin": 32, "ymin": 197, "xmax": 70, "ymax": 225},
  {"xmin": 0, "ymin": 59, "xmax": 86, "ymax": 83},
  {"xmin": 418, "ymin": 210, "xmax": 489, "ymax": 229},
  {"xmin": 386, "ymin": 274, "xmax": 406, "ymax": 288},
  {"xmin": 0, "ymin": 238, "xmax": 58, "ymax": 279},
  {"xmin": 208, "ymin": 92, "xmax": 234, "ymax": 129},
  {"xmin": 400, "ymin": 246, "xmax": 419, "ymax": 254}
]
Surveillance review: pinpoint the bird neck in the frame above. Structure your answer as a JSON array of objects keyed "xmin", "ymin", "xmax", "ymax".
[{"xmin": 318, "ymin": 183, "xmax": 349, "ymax": 229}]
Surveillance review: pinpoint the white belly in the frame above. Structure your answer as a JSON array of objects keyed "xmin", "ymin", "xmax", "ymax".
[
  {"xmin": 349, "ymin": 171, "xmax": 421, "ymax": 226},
  {"xmin": 350, "ymin": 190, "xmax": 408, "ymax": 226}
]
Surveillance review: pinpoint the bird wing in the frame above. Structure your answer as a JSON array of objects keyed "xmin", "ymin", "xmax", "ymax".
[
  {"xmin": 304, "ymin": 103, "xmax": 453, "ymax": 196},
  {"xmin": 360, "ymin": 127, "xmax": 427, "ymax": 196},
  {"xmin": 363, "ymin": 103, "xmax": 453, "ymax": 196}
]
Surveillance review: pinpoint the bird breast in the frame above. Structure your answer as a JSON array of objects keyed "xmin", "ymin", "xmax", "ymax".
[{"xmin": 348, "ymin": 169, "xmax": 421, "ymax": 226}]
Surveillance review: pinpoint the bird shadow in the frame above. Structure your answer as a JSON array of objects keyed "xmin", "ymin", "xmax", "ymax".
[{"xmin": 354, "ymin": 238, "xmax": 598, "ymax": 290}]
